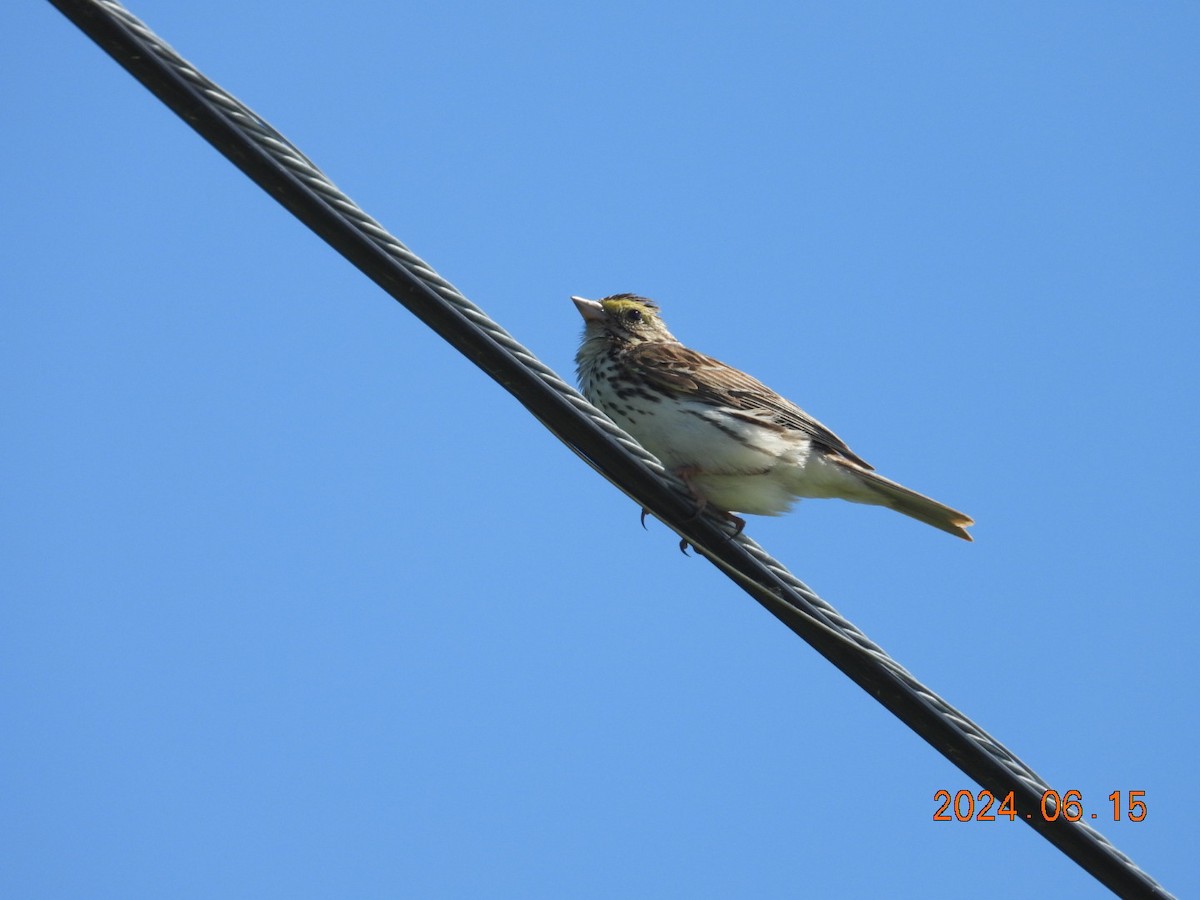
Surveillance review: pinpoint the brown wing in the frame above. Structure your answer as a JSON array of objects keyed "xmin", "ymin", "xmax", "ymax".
[{"xmin": 625, "ymin": 342, "xmax": 873, "ymax": 470}]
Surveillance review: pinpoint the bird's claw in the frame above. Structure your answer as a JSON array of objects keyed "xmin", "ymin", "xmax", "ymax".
[
  {"xmin": 724, "ymin": 513, "xmax": 746, "ymax": 541},
  {"xmin": 639, "ymin": 466, "xmax": 744, "ymax": 554}
]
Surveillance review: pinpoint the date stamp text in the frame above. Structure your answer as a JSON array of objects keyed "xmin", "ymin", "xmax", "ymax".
[{"xmin": 933, "ymin": 789, "xmax": 1147, "ymax": 823}]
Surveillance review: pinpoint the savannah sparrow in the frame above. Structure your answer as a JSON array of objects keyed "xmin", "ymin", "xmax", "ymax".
[{"xmin": 573, "ymin": 294, "xmax": 973, "ymax": 541}]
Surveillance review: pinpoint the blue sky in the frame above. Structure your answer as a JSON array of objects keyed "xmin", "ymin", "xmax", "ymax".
[{"xmin": 4, "ymin": 2, "xmax": 1197, "ymax": 897}]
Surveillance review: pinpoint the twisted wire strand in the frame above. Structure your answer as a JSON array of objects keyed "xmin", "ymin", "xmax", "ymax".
[{"xmin": 48, "ymin": 2, "xmax": 1173, "ymax": 897}]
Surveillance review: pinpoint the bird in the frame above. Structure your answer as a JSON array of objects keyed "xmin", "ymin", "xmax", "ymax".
[{"xmin": 572, "ymin": 293, "xmax": 973, "ymax": 541}]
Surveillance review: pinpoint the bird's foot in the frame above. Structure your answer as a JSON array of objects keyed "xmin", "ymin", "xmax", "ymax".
[
  {"xmin": 637, "ymin": 468, "xmax": 747, "ymax": 552},
  {"xmin": 676, "ymin": 511, "xmax": 742, "ymax": 554},
  {"xmin": 668, "ymin": 466, "xmax": 746, "ymax": 550},
  {"xmin": 721, "ymin": 511, "xmax": 747, "ymax": 539},
  {"xmin": 672, "ymin": 466, "xmax": 744, "ymax": 537}
]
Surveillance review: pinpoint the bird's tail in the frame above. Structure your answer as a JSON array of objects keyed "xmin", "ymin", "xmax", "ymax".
[{"xmin": 843, "ymin": 464, "xmax": 974, "ymax": 541}]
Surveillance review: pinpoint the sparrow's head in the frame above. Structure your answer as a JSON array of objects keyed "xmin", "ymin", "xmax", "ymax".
[{"xmin": 572, "ymin": 294, "xmax": 676, "ymax": 345}]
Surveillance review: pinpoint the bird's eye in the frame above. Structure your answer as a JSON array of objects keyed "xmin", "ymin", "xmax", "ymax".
[{"xmin": 626, "ymin": 309, "xmax": 642, "ymax": 323}]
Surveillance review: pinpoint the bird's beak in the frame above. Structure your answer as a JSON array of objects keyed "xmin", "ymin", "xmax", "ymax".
[{"xmin": 572, "ymin": 296, "xmax": 607, "ymax": 323}]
